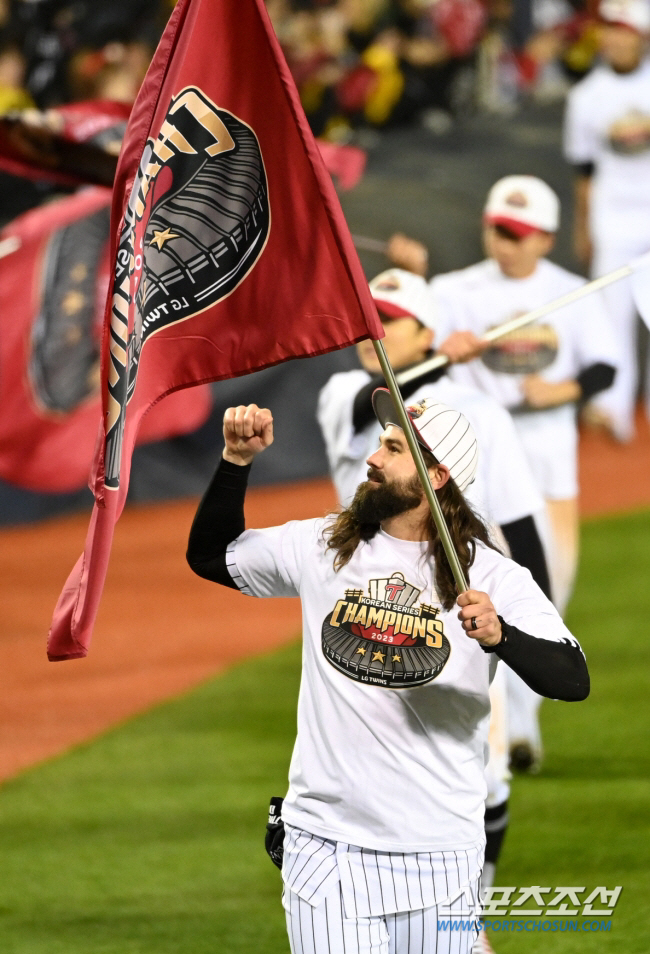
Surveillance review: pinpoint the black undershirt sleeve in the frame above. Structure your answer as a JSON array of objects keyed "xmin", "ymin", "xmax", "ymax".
[
  {"xmin": 186, "ymin": 457, "xmax": 251, "ymax": 587},
  {"xmin": 577, "ymin": 362, "xmax": 616, "ymax": 402},
  {"xmin": 352, "ymin": 362, "xmax": 447, "ymax": 434},
  {"xmin": 483, "ymin": 617, "xmax": 590, "ymax": 702},
  {"xmin": 500, "ymin": 515, "xmax": 552, "ymax": 600},
  {"xmin": 574, "ymin": 162, "xmax": 595, "ymax": 178}
]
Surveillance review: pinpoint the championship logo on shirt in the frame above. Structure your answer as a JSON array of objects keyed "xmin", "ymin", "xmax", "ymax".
[
  {"xmin": 481, "ymin": 315, "xmax": 558, "ymax": 375},
  {"xmin": 104, "ymin": 86, "xmax": 270, "ymax": 488},
  {"xmin": 321, "ymin": 572, "xmax": 450, "ymax": 688},
  {"xmin": 607, "ymin": 109, "xmax": 650, "ymax": 155}
]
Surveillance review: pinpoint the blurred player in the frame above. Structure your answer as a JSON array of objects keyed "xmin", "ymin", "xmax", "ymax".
[
  {"xmin": 564, "ymin": 0, "xmax": 650, "ymax": 441},
  {"xmin": 318, "ymin": 269, "xmax": 550, "ymax": 595},
  {"xmin": 318, "ymin": 268, "xmax": 548, "ymax": 895},
  {"xmin": 430, "ymin": 176, "xmax": 616, "ymax": 766}
]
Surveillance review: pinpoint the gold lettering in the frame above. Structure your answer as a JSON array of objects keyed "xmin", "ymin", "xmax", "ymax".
[
  {"xmin": 413, "ymin": 618, "xmax": 426, "ymax": 641},
  {"xmin": 399, "ymin": 615, "xmax": 413, "ymax": 636},
  {"xmin": 342, "ymin": 602, "xmax": 358, "ymax": 624},
  {"xmin": 382, "ymin": 610, "xmax": 396, "ymax": 633},
  {"xmin": 367, "ymin": 607, "xmax": 384, "ymax": 628},
  {"xmin": 329, "ymin": 600, "xmax": 346, "ymax": 627},
  {"xmin": 170, "ymin": 89, "xmax": 235, "ymax": 157},
  {"xmin": 354, "ymin": 605, "xmax": 368, "ymax": 625},
  {"xmin": 426, "ymin": 620, "xmax": 443, "ymax": 648}
]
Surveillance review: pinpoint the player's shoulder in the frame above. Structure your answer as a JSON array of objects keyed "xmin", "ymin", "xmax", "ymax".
[
  {"xmin": 567, "ymin": 63, "xmax": 612, "ymax": 106},
  {"xmin": 430, "ymin": 260, "xmax": 494, "ymax": 295},
  {"xmin": 276, "ymin": 516, "xmax": 328, "ymax": 552},
  {"xmin": 471, "ymin": 541, "xmax": 532, "ymax": 588},
  {"xmin": 318, "ymin": 368, "xmax": 370, "ymax": 403},
  {"xmin": 539, "ymin": 257, "xmax": 585, "ymax": 291}
]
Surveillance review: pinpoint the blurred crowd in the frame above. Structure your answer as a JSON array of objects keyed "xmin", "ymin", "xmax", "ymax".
[
  {"xmin": 0, "ymin": 0, "xmax": 607, "ymax": 137},
  {"xmin": 0, "ymin": 0, "xmax": 173, "ymax": 112},
  {"xmin": 267, "ymin": 0, "xmax": 604, "ymax": 137}
]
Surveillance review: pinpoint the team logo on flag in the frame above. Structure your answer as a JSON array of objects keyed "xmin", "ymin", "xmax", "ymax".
[
  {"xmin": 322, "ymin": 572, "xmax": 450, "ymax": 688},
  {"xmin": 105, "ymin": 86, "xmax": 270, "ymax": 488}
]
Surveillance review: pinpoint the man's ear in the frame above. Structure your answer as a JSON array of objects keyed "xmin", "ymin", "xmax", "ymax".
[{"xmin": 428, "ymin": 463, "xmax": 450, "ymax": 490}]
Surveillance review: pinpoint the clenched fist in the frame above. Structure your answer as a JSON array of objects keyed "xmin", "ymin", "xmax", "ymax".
[{"xmin": 223, "ymin": 404, "xmax": 274, "ymax": 466}]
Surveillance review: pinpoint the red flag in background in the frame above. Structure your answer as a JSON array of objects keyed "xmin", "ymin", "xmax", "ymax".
[
  {"xmin": 48, "ymin": 0, "xmax": 382, "ymax": 661},
  {"xmin": 0, "ymin": 100, "xmax": 131, "ymax": 188},
  {"xmin": 317, "ymin": 141, "xmax": 367, "ymax": 191},
  {"xmin": 0, "ymin": 190, "xmax": 212, "ymax": 492}
]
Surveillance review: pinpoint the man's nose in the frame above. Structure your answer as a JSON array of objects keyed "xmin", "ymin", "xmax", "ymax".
[{"xmin": 366, "ymin": 450, "xmax": 382, "ymax": 469}]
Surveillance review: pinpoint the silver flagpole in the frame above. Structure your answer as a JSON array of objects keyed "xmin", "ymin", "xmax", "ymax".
[
  {"xmin": 372, "ymin": 338, "xmax": 468, "ymax": 594},
  {"xmin": 352, "ymin": 234, "xmax": 389, "ymax": 254}
]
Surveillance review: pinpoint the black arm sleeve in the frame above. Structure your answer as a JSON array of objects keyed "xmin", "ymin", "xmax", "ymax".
[
  {"xmin": 483, "ymin": 617, "xmax": 590, "ymax": 701},
  {"xmin": 573, "ymin": 162, "xmax": 595, "ymax": 178},
  {"xmin": 186, "ymin": 457, "xmax": 251, "ymax": 587},
  {"xmin": 576, "ymin": 362, "xmax": 616, "ymax": 402},
  {"xmin": 352, "ymin": 362, "xmax": 447, "ymax": 433},
  {"xmin": 500, "ymin": 515, "xmax": 552, "ymax": 600}
]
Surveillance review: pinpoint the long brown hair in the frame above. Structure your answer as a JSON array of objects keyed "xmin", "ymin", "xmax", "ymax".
[{"xmin": 324, "ymin": 449, "xmax": 499, "ymax": 611}]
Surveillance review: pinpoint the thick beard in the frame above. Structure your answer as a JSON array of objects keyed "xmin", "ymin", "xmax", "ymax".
[{"xmin": 349, "ymin": 472, "xmax": 423, "ymax": 525}]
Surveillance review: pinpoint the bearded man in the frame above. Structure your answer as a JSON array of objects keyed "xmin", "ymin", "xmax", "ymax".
[{"xmin": 186, "ymin": 398, "xmax": 589, "ymax": 954}]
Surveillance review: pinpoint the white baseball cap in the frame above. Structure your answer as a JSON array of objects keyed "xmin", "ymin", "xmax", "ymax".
[
  {"xmin": 600, "ymin": 0, "xmax": 650, "ymax": 33},
  {"xmin": 369, "ymin": 268, "xmax": 434, "ymax": 327},
  {"xmin": 372, "ymin": 390, "xmax": 478, "ymax": 491},
  {"xmin": 484, "ymin": 175, "xmax": 560, "ymax": 237}
]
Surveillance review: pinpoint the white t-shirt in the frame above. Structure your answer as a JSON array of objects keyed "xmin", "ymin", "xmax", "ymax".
[
  {"xmin": 317, "ymin": 369, "xmax": 544, "ymax": 525},
  {"xmin": 430, "ymin": 258, "xmax": 617, "ymax": 497},
  {"xmin": 564, "ymin": 57, "xmax": 650, "ymax": 245},
  {"xmin": 228, "ymin": 520, "xmax": 577, "ymax": 853}
]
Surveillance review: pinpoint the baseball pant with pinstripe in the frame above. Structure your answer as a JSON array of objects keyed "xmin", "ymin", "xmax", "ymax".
[{"xmin": 283, "ymin": 881, "xmax": 479, "ymax": 954}]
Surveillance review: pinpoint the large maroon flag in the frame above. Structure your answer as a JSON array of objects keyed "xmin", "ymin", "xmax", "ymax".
[
  {"xmin": 48, "ymin": 0, "xmax": 382, "ymax": 661},
  {"xmin": 0, "ymin": 189, "xmax": 211, "ymax": 492}
]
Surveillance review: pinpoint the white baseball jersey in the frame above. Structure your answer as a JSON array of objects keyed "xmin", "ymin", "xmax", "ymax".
[
  {"xmin": 226, "ymin": 519, "xmax": 576, "ymax": 854},
  {"xmin": 430, "ymin": 258, "xmax": 617, "ymax": 498},
  {"xmin": 564, "ymin": 57, "xmax": 650, "ymax": 245},
  {"xmin": 317, "ymin": 369, "xmax": 544, "ymax": 523}
]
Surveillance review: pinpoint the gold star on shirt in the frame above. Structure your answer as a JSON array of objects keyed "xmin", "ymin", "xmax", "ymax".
[
  {"xmin": 372, "ymin": 650, "xmax": 386, "ymax": 663},
  {"xmin": 149, "ymin": 227, "xmax": 179, "ymax": 251},
  {"xmin": 392, "ymin": 654, "xmax": 402, "ymax": 663},
  {"xmin": 355, "ymin": 646, "xmax": 366, "ymax": 656}
]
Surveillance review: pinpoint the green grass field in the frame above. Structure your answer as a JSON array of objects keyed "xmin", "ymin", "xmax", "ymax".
[{"xmin": 1, "ymin": 511, "xmax": 649, "ymax": 953}]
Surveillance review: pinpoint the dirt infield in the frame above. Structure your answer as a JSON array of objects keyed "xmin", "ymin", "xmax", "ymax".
[{"xmin": 2, "ymin": 414, "xmax": 650, "ymax": 783}]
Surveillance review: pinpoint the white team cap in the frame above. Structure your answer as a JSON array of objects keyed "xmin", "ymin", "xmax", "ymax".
[
  {"xmin": 372, "ymin": 390, "xmax": 478, "ymax": 491},
  {"xmin": 484, "ymin": 175, "xmax": 560, "ymax": 237},
  {"xmin": 600, "ymin": 0, "xmax": 650, "ymax": 33},
  {"xmin": 369, "ymin": 268, "xmax": 434, "ymax": 327}
]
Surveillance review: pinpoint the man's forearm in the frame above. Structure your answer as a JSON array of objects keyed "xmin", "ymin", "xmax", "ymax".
[
  {"xmin": 483, "ymin": 618, "xmax": 590, "ymax": 701},
  {"xmin": 186, "ymin": 457, "xmax": 251, "ymax": 586}
]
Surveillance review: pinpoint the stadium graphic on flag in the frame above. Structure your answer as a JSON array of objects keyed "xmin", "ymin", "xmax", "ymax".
[{"xmin": 105, "ymin": 86, "xmax": 270, "ymax": 488}]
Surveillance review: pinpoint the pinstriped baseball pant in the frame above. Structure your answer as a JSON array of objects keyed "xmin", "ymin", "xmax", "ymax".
[{"xmin": 283, "ymin": 882, "xmax": 479, "ymax": 954}]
